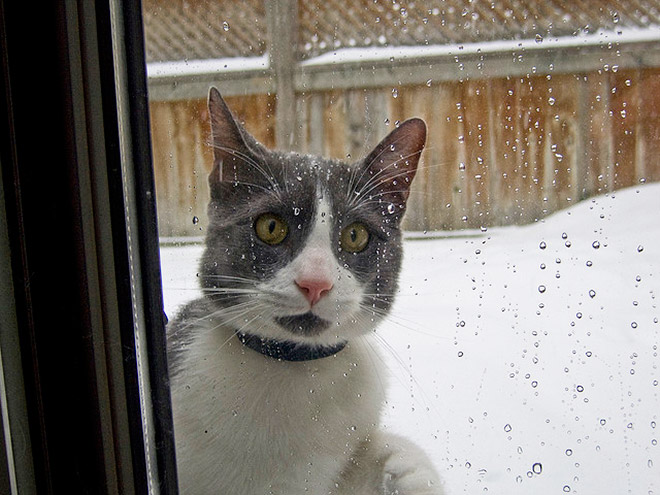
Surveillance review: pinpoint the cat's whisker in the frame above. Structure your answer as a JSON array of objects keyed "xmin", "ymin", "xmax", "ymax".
[
  {"xmin": 347, "ymin": 158, "xmax": 449, "ymax": 211},
  {"xmin": 370, "ymin": 331, "xmax": 443, "ymax": 422},
  {"xmin": 169, "ymin": 299, "xmax": 262, "ymax": 338},
  {"xmin": 359, "ymin": 302, "xmax": 452, "ymax": 342},
  {"xmin": 211, "ymin": 144, "xmax": 282, "ymax": 196},
  {"xmin": 348, "ymin": 152, "xmax": 422, "ymax": 210},
  {"xmin": 355, "ymin": 333, "xmax": 390, "ymax": 398},
  {"xmin": 208, "ymin": 305, "xmax": 275, "ymax": 359},
  {"xmin": 349, "ymin": 131, "xmax": 417, "ymax": 201},
  {"xmin": 199, "ymin": 274, "xmax": 260, "ymax": 284},
  {"xmin": 222, "ymin": 178, "xmax": 286, "ymax": 205},
  {"xmin": 348, "ymin": 148, "xmax": 422, "ymax": 205}
]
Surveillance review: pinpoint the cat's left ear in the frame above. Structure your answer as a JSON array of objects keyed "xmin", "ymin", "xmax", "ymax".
[
  {"xmin": 207, "ymin": 87, "xmax": 264, "ymax": 188},
  {"xmin": 360, "ymin": 118, "xmax": 426, "ymax": 206}
]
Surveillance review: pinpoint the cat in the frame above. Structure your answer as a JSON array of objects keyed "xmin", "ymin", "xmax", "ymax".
[{"xmin": 167, "ymin": 87, "xmax": 444, "ymax": 494}]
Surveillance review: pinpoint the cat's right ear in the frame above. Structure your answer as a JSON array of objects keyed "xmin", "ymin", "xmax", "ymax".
[{"xmin": 208, "ymin": 87, "xmax": 253, "ymax": 186}]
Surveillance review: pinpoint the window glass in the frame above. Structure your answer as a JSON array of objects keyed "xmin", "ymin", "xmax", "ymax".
[{"xmin": 144, "ymin": 1, "xmax": 660, "ymax": 492}]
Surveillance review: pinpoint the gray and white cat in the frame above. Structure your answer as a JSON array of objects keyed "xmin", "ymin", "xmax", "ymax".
[{"xmin": 167, "ymin": 87, "xmax": 444, "ymax": 494}]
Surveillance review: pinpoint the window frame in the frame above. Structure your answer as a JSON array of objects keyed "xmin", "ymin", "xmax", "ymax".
[{"xmin": 0, "ymin": 0, "xmax": 177, "ymax": 493}]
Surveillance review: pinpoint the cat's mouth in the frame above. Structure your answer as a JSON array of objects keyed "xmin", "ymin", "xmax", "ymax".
[{"xmin": 275, "ymin": 312, "xmax": 332, "ymax": 336}]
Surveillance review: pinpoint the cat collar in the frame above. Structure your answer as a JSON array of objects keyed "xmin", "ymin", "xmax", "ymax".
[{"xmin": 236, "ymin": 332, "xmax": 347, "ymax": 362}]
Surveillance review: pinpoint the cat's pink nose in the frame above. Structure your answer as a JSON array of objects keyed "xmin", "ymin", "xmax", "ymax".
[{"xmin": 296, "ymin": 278, "xmax": 333, "ymax": 306}]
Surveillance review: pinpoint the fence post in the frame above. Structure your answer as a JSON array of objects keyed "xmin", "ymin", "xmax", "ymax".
[{"xmin": 266, "ymin": 0, "xmax": 298, "ymax": 150}]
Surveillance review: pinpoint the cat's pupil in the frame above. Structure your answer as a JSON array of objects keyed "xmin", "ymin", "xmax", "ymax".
[
  {"xmin": 350, "ymin": 229, "xmax": 357, "ymax": 242},
  {"xmin": 268, "ymin": 220, "xmax": 276, "ymax": 234}
]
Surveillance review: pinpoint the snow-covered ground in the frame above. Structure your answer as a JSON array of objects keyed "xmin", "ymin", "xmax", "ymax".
[{"xmin": 160, "ymin": 183, "xmax": 659, "ymax": 494}]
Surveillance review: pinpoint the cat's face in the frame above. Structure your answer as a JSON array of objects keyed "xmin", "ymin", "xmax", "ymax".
[{"xmin": 200, "ymin": 88, "xmax": 426, "ymax": 347}]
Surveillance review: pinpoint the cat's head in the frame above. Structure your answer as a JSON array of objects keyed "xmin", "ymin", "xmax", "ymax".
[{"xmin": 200, "ymin": 87, "xmax": 426, "ymax": 349}]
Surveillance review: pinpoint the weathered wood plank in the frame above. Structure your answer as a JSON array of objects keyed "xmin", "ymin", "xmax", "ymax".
[{"xmin": 149, "ymin": 68, "xmax": 660, "ymax": 235}]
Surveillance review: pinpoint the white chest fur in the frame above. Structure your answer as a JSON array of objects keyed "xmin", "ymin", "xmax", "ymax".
[{"xmin": 171, "ymin": 321, "xmax": 387, "ymax": 494}]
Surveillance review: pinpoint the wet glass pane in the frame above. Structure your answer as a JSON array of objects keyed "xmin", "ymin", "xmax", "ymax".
[{"xmin": 144, "ymin": 1, "xmax": 660, "ymax": 492}]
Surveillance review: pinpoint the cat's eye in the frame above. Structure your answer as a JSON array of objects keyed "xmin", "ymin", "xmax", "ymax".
[
  {"xmin": 339, "ymin": 223, "xmax": 370, "ymax": 253},
  {"xmin": 254, "ymin": 213, "xmax": 289, "ymax": 245}
]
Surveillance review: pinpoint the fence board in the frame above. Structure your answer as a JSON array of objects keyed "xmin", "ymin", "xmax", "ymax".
[
  {"xmin": 610, "ymin": 69, "xmax": 640, "ymax": 190},
  {"xmin": 150, "ymin": 68, "xmax": 660, "ymax": 237}
]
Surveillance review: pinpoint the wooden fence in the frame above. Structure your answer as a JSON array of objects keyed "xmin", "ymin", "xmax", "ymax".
[{"xmin": 149, "ymin": 66, "xmax": 660, "ymax": 237}]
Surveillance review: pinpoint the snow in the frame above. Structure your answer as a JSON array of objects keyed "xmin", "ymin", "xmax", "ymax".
[
  {"xmin": 145, "ymin": 27, "xmax": 660, "ymax": 80},
  {"xmin": 300, "ymin": 27, "xmax": 660, "ymax": 67},
  {"xmin": 147, "ymin": 53, "xmax": 269, "ymax": 79},
  {"xmin": 160, "ymin": 183, "xmax": 660, "ymax": 494}
]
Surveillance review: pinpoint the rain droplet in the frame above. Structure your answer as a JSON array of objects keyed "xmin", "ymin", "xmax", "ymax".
[
  {"xmin": 504, "ymin": 424, "xmax": 512, "ymax": 432},
  {"xmin": 532, "ymin": 463, "xmax": 542, "ymax": 474},
  {"xmin": 576, "ymin": 385, "xmax": 584, "ymax": 392},
  {"xmin": 293, "ymin": 207, "xmax": 300, "ymax": 216},
  {"xmin": 592, "ymin": 240, "xmax": 600, "ymax": 249},
  {"xmin": 387, "ymin": 203, "xmax": 396, "ymax": 214},
  {"xmin": 392, "ymin": 88, "xmax": 399, "ymax": 98},
  {"xmin": 426, "ymin": 79, "xmax": 433, "ymax": 86},
  {"xmin": 222, "ymin": 21, "xmax": 230, "ymax": 31},
  {"xmin": 539, "ymin": 241, "xmax": 547, "ymax": 249},
  {"xmin": 538, "ymin": 285, "xmax": 546, "ymax": 293},
  {"xmin": 548, "ymin": 97, "xmax": 556, "ymax": 106},
  {"xmin": 535, "ymin": 34, "xmax": 544, "ymax": 43},
  {"xmin": 589, "ymin": 289, "xmax": 596, "ymax": 298},
  {"xmin": 192, "ymin": 216, "xmax": 199, "ymax": 225},
  {"xmin": 637, "ymin": 245, "xmax": 644, "ymax": 252},
  {"xmin": 563, "ymin": 485, "xmax": 571, "ymax": 492},
  {"xmin": 566, "ymin": 449, "xmax": 573, "ymax": 456}
]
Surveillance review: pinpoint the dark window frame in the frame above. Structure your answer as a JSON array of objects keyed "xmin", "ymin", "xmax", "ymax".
[{"xmin": 0, "ymin": 0, "xmax": 177, "ymax": 493}]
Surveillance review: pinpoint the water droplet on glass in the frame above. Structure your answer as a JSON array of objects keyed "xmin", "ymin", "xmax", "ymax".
[
  {"xmin": 392, "ymin": 88, "xmax": 399, "ymax": 98},
  {"xmin": 566, "ymin": 448, "xmax": 573, "ymax": 456},
  {"xmin": 592, "ymin": 240, "xmax": 600, "ymax": 249},
  {"xmin": 192, "ymin": 216, "xmax": 199, "ymax": 225},
  {"xmin": 539, "ymin": 241, "xmax": 547, "ymax": 249},
  {"xmin": 426, "ymin": 79, "xmax": 433, "ymax": 86},
  {"xmin": 293, "ymin": 207, "xmax": 300, "ymax": 216},
  {"xmin": 504, "ymin": 424, "xmax": 512, "ymax": 432},
  {"xmin": 532, "ymin": 462, "xmax": 542, "ymax": 474},
  {"xmin": 222, "ymin": 21, "xmax": 230, "ymax": 31},
  {"xmin": 538, "ymin": 285, "xmax": 546, "ymax": 293},
  {"xmin": 535, "ymin": 33, "xmax": 544, "ymax": 43},
  {"xmin": 589, "ymin": 289, "xmax": 596, "ymax": 298},
  {"xmin": 637, "ymin": 245, "xmax": 644, "ymax": 252},
  {"xmin": 387, "ymin": 203, "xmax": 396, "ymax": 214},
  {"xmin": 548, "ymin": 97, "xmax": 556, "ymax": 106}
]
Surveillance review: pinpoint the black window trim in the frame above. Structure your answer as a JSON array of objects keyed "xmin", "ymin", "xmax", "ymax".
[{"xmin": 0, "ymin": 0, "xmax": 177, "ymax": 493}]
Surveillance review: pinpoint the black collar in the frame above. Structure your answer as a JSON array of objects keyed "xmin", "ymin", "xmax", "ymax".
[{"xmin": 236, "ymin": 332, "xmax": 347, "ymax": 362}]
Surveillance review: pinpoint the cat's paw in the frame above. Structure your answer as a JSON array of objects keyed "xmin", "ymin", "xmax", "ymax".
[{"xmin": 379, "ymin": 435, "xmax": 445, "ymax": 495}]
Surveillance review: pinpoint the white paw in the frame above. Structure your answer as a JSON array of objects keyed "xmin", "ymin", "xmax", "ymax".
[{"xmin": 380, "ymin": 438, "xmax": 444, "ymax": 495}]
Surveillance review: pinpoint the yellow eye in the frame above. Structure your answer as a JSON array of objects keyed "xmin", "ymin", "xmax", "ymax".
[
  {"xmin": 339, "ymin": 222, "xmax": 370, "ymax": 253},
  {"xmin": 254, "ymin": 213, "xmax": 288, "ymax": 245}
]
